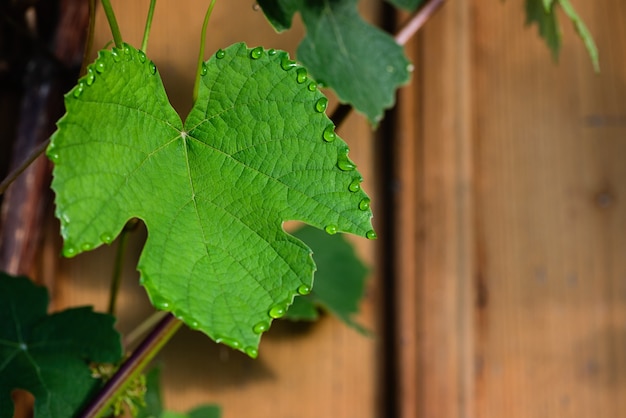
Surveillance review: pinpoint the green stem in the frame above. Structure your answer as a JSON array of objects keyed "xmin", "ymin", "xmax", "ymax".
[
  {"xmin": 141, "ymin": 0, "xmax": 158, "ymax": 53},
  {"xmin": 192, "ymin": 0, "xmax": 217, "ymax": 103},
  {"xmin": 123, "ymin": 310, "xmax": 168, "ymax": 348},
  {"xmin": 100, "ymin": 0, "xmax": 123, "ymax": 48},
  {"xmin": 79, "ymin": 314, "xmax": 182, "ymax": 418}
]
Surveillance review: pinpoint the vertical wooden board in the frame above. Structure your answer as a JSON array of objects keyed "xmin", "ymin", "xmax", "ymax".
[
  {"xmin": 45, "ymin": 1, "xmax": 382, "ymax": 417},
  {"xmin": 395, "ymin": 0, "xmax": 474, "ymax": 417},
  {"xmin": 472, "ymin": 1, "xmax": 626, "ymax": 417}
]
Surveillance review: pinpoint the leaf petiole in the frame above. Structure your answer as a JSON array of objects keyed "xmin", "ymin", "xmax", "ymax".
[
  {"xmin": 141, "ymin": 0, "xmax": 158, "ymax": 53},
  {"xmin": 100, "ymin": 0, "xmax": 123, "ymax": 48},
  {"xmin": 193, "ymin": 0, "xmax": 217, "ymax": 103}
]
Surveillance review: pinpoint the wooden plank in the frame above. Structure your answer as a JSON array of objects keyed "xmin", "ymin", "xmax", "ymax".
[
  {"xmin": 394, "ymin": 1, "xmax": 474, "ymax": 417},
  {"xmin": 472, "ymin": 1, "xmax": 626, "ymax": 417}
]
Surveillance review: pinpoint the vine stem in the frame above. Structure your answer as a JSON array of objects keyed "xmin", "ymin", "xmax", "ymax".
[
  {"xmin": 106, "ymin": 219, "xmax": 138, "ymax": 315},
  {"xmin": 79, "ymin": 313, "xmax": 182, "ymax": 418},
  {"xmin": 141, "ymin": 0, "xmax": 157, "ymax": 53},
  {"xmin": 193, "ymin": 0, "xmax": 217, "ymax": 103},
  {"xmin": 330, "ymin": 0, "xmax": 446, "ymax": 127},
  {"xmin": 0, "ymin": 138, "xmax": 49, "ymax": 196},
  {"xmin": 100, "ymin": 0, "xmax": 123, "ymax": 48}
]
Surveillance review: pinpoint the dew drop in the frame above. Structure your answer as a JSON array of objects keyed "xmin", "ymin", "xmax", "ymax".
[
  {"xmin": 307, "ymin": 82, "xmax": 317, "ymax": 92},
  {"xmin": 85, "ymin": 68, "xmax": 95, "ymax": 86},
  {"xmin": 359, "ymin": 197, "xmax": 371, "ymax": 211},
  {"xmin": 148, "ymin": 60, "xmax": 157, "ymax": 75},
  {"xmin": 253, "ymin": 321, "xmax": 269, "ymax": 334},
  {"xmin": 48, "ymin": 152, "xmax": 60, "ymax": 163},
  {"xmin": 315, "ymin": 97, "xmax": 328, "ymax": 113},
  {"xmin": 322, "ymin": 125, "xmax": 336, "ymax": 142},
  {"xmin": 95, "ymin": 60, "xmax": 105, "ymax": 73},
  {"xmin": 137, "ymin": 50, "xmax": 146, "ymax": 63},
  {"xmin": 296, "ymin": 67, "xmax": 307, "ymax": 84},
  {"xmin": 187, "ymin": 320, "xmax": 200, "ymax": 330},
  {"xmin": 324, "ymin": 224, "xmax": 338, "ymax": 235},
  {"xmin": 111, "ymin": 48, "xmax": 121, "ymax": 62},
  {"xmin": 297, "ymin": 284, "xmax": 311, "ymax": 295},
  {"xmin": 216, "ymin": 49, "xmax": 226, "ymax": 59},
  {"xmin": 245, "ymin": 346, "xmax": 259, "ymax": 358},
  {"xmin": 123, "ymin": 43, "xmax": 132, "ymax": 57},
  {"xmin": 268, "ymin": 304, "xmax": 287, "ymax": 319},
  {"xmin": 280, "ymin": 55, "xmax": 297, "ymax": 71},
  {"xmin": 100, "ymin": 233, "xmax": 113, "ymax": 244},
  {"xmin": 268, "ymin": 48, "xmax": 277, "ymax": 56},
  {"xmin": 250, "ymin": 46, "xmax": 263, "ymax": 60},
  {"xmin": 366, "ymin": 230, "xmax": 377, "ymax": 240},
  {"xmin": 64, "ymin": 246, "xmax": 77, "ymax": 257},
  {"xmin": 153, "ymin": 299, "xmax": 170, "ymax": 310},
  {"xmin": 337, "ymin": 148, "xmax": 356, "ymax": 171},
  {"xmin": 81, "ymin": 242, "xmax": 93, "ymax": 251},
  {"xmin": 201, "ymin": 62, "xmax": 208, "ymax": 76},
  {"xmin": 348, "ymin": 176, "xmax": 363, "ymax": 192},
  {"xmin": 216, "ymin": 336, "xmax": 242, "ymax": 349},
  {"xmin": 73, "ymin": 82, "xmax": 84, "ymax": 98}
]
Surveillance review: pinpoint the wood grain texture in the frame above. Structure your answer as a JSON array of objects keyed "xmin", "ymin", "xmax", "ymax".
[{"xmin": 395, "ymin": 1, "xmax": 626, "ymax": 417}]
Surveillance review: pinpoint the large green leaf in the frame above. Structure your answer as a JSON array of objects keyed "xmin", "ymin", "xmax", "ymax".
[
  {"xmin": 258, "ymin": 0, "xmax": 411, "ymax": 124},
  {"xmin": 48, "ymin": 42, "xmax": 374, "ymax": 356},
  {"xmin": 525, "ymin": 0, "xmax": 599, "ymax": 71},
  {"xmin": 286, "ymin": 225, "xmax": 369, "ymax": 333},
  {"xmin": 0, "ymin": 274, "xmax": 122, "ymax": 418}
]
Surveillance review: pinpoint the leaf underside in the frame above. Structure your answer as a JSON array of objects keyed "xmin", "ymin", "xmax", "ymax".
[
  {"xmin": 258, "ymin": 0, "xmax": 412, "ymax": 124},
  {"xmin": 48, "ymin": 42, "xmax": 374, "ymax": 356},
  {"xmin": 0, "ymin": 274, "xmax": 122, "ymax": 418}
]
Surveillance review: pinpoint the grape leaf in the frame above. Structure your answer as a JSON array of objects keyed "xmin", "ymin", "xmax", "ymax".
[
  {"xmin": 525, "ymin": 0, "xmax": 599, "ymax": 71},
  {"xmin": 258, "ymin": 0, "xmax": 411, "ymax": 124},
  {"xmin": 285, "ymin": 225, "xmax": 369, "ymax": 333},
  {"xmin": 0, "ymin": 273, "xmax": 122, "ymax": 418},
  {"xmin": 385, "ymin": 0, "xmax": 424, "ymax": 11},
  {"xmin": 48, "ymin": 42, "xmax": 374, "ymax": 356}
]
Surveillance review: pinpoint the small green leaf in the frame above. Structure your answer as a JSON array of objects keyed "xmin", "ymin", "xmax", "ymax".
[
  {"xmin": 258, "ymin": 0, "xmax": 412, "ymax": 124},
  {"xmin": 285, "ymin": 225, "xmax": 369, "ymax": 332},
  {"xmin": 49, "ymin": 43, "xmax": 374, "ymax": 356},
  {"xmin": 525, "ymin": 0, "xmax": 599, "ymax": 71},
  {"xmin": 0, "ymin": 273, "xmax": 122, "ymax": 418},
  {"xmin": 385, "ymin": 0, "xmax": 425, "ymax": 11}
]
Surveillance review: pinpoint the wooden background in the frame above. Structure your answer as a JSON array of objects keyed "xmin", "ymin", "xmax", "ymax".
[{"xmin": 3, "ymin": 0, "xmax": 625, "ymax": 417}]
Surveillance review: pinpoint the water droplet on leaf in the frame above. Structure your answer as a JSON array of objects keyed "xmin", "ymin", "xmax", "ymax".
[
  {"xmin": 216, "ymin": 336, "xmax": 241, "ymax": 349},
  {"xmin": 366, "ymin": 230, "xmax": 377, "ymax": 240},
  {"xmin": 359, "ymin": 198, "xmax": 371, "ymax": 211},
  {"xmin": 268, "ymin": 304, "xmax": 287, "ymax": 318},
  {"xmin": 324, "ymin": 224, "xmax": 338, "ymax": 235},
  {"xmin": 73, "ymin": 82, "xmax": 84, "ymax": 98},
  {"xmin": 253, "ymin": 321, "xmax": 269, "ymax": 334},
  {"xmin": 153, "ymin": 298, "xmax": 170, "ymax": 310},
  {"xmin": 250, "ymin": 46, "xmax": 263, "ymax": 59},
  {"xmin": 81, "ymin": 242, "xmax": 93, "ymax": 251},
  {"xmin": 216, "ymin": 49, "xmax": 226, "ymax": 59},
  {"xmin": 297, "ymin": 284, "xmax": 311, "ymax": 295},
  {"xmin": 85, "ymin": 68, "xmax": 95, "ymax": 86},
  {"xmin": 268, "ymin": 49, "xmax": 277, "ymax": 56},
  {"xmin": 315, "ymin": 97, "xmax": 328, "ymax": 113},
  {"xmin": 337, "ymin": 148, "xmax": 356, "ymax": 171},
  {"xmin": 148, "ymin": 60, "xmax": 157, "ymax": 75},
  {"xmin": 245, "ymin": 346, "xmax": 259, "ymax": 358},
  {"xmin": 307, "ymin": 82, "xmax": 317, "ymax": 92},
  {"xmin": 296, "ymin": 67, "xmax": 307, "ymax": 84},
  {"xmin": 100, "ymin": 233, "xmax": 113, "ymax": 244},
  {"xmin": 322, "ymin": 125, "xmax": 336, "ymax": 142},
  {"xmin": 280, "ymin": 55, "xmax": 297, "ymax": 71},
  {"xmin": 138, "ymin": 50, "xmax": 147, "ymax": 63},
  {"xmin": 187, "ymin": 319, "xmax": 200, "ymax": 329},
  {"xmin": 64, "ymin": 246, "xmax": 76, "ymax": 257},
  {"xmin": 201, "ymin": 62, "xmax": 208, "ymax": 76},
  {"xmin": 348, "ymin": 177, "xmax": 363, "ymax": 192},
  {"xmin": 111, "ymin": 48, "xmax": 121, "ymax": 62},
  {"xmin": 95, "ymin": 60, "xmax": 105, "ymax": 73}
]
